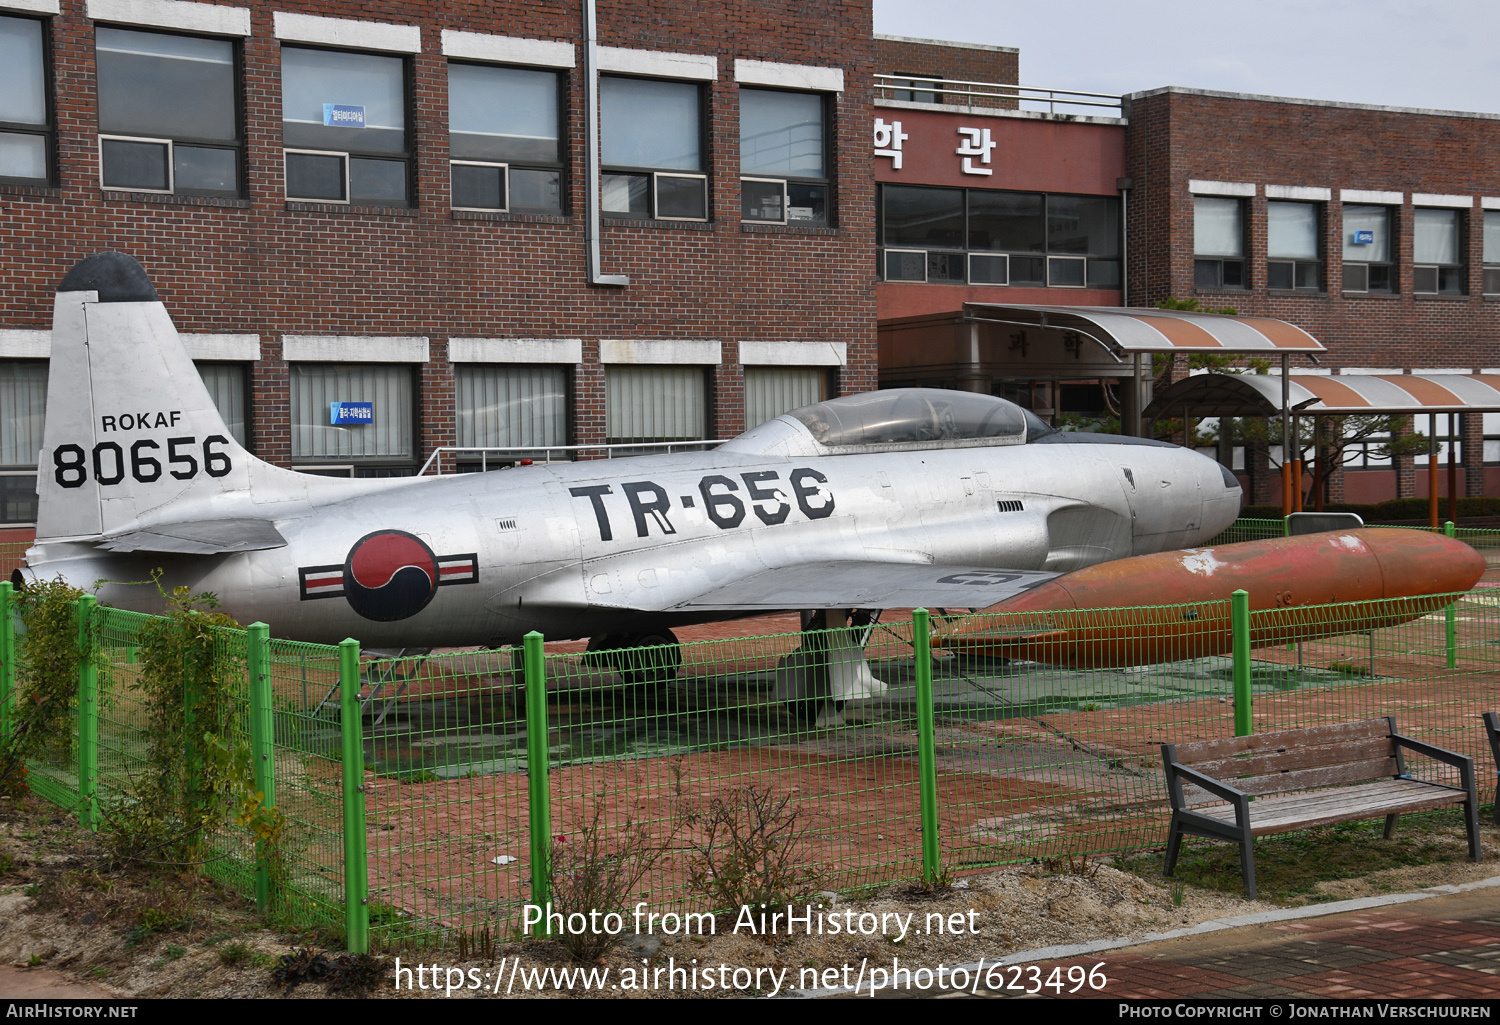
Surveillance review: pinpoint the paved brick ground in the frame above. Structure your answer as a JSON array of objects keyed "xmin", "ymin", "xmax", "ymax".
[{"xmin": 852, "ymin": 883, "xmax": 1500, "ymax": 999}]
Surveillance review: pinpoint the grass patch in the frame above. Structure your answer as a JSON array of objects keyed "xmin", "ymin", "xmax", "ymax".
[{"xmin": 1117, "ymin": 809, "xmax": 1478, "ymax": 904}]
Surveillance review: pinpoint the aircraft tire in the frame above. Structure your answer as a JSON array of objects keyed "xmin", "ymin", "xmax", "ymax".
[{"xmin": 613, "ymin": 629, "xmax": 682, "ymax": 687}]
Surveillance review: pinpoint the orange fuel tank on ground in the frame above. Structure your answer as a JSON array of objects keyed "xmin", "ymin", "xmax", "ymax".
[{"xmin": 935, "ymin": 528, "xmax": 1486, "ymax": 668}]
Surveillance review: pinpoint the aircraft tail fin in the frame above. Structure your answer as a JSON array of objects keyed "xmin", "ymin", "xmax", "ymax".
[{"xmin": 36, "ymin": 252, "xmax": 261, "ymax": 542}]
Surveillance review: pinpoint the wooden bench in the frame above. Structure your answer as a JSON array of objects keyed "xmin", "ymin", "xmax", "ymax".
[
  {"xmin": 1480, "ymin": 712, "xmax": 1500, "ymax": 826},
  {"xmin": 1161, "ymin": 717, "xmax": 1479, "ymax": 899}
]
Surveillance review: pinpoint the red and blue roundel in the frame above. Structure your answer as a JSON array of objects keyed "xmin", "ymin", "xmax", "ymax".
[
  {"xmin": 297, "ymin": 532, "xmax": 479, "ymax": 621},
  {"xmin": 343, "ymin": 530, "xmax": 440, "ymax": 622}
]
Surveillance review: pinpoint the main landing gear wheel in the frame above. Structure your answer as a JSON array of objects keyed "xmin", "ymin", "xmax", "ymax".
[{"xmin": 585, "ymin": 629, "xmax": 683, "ymax": 687}]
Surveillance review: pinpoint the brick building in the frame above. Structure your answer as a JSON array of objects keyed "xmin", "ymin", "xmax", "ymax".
[
  {"xmin": 870, "ymin": 71, "xmax": 1500, "ymax": 506},
  {"xmin": 2, "ymin": 2, "xmax": 1498, "ymax": 537},
  {"xmin": 0, "ymin": 0, "xmax": 877, "ymax": 531}
]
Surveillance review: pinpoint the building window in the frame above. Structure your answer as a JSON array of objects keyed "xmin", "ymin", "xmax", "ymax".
[
  {"xmin": 600, "ymin": 76, "xmax": 706, "ymax": 221},
  {"xmin": 448, "ymin": 63, "xmax": 562, "ymax": 214},
  {"xmin": 1342, "ymin": 204, "xmax": 1394, "ymax": 293},
  {"xmin": 0, "ymin": 15, "xmax": 51, "ymax": 186},
  {"xmin": 1413, "ymin": 207, "xmax": 1464, "ymax": 294},
  {"xmin": 456, "ymin": 365, "xmax": 568, "ymax": 460},
  {"xmin": 744, "ymin": 366, "xmax": 827, "ymax": 428},
  {"xmin": 196, "ymin": 362, "xmax": 248, "ymax": 448},
  {"xmin": 878, "ymin": 184, "xmax": 1119, "ymax": 288},
  {"xmin": 605, "ymin": 365, "xmax": 706, "ymax": 443},
  {"xmin": 1193, "ymin": 196, "xmax": 1246, "ymax": 289},
  {"xmin": 96, "ymin": 28, "xmax": 239, "ymax": 197},
  {"xmin": 0, "ymin": 361, "xmax": 45, "ymax": 525},
  {"xmin": 740, "ymin": 88, "xmax": 827, "ymax": 225},
  {"xmin": 281, "ymin": 47, "xmax": 408, "ymax": 206},
  {"xmin": 1485, "ymin": 211, "xmax": 1500, "ymax": 295},
  {"xmin": 1266, "ymin": 201, "xmax": 1321, "ymax": 290},
  {"xmin": 891, "ymin": 73, "xmax": 942, "ymax": 104},
  {"xmin": 291, "ymin": 364, "xmax": 414, "ymax": 475}
]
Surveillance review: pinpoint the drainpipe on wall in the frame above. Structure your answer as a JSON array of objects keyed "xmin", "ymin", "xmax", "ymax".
[
  {"xmin": 1115, "ymin": 176, "xmax": 1132, "ymax": 308},
  {"xmin": 1116, "ymin": 176, "xmax": 1135, "ymax": 434},
  {"xmin": 585, "ymin": 0, "xmax": 629, "ymax": 286}
]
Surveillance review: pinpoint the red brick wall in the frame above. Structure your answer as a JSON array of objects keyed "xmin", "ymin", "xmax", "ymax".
[
  {"xmin": 1124, "ymin": 88, "xmax": 1500, "ymax": 372},
  {"xmin": 0, "ymin": 0, "xmax": 876, "ymax": 465},
  {"xmin": 873, "ymin": 35, "xmax": 1018, "ymax": 108}
]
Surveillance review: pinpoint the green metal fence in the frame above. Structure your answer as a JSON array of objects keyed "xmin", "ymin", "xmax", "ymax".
[{"xmin": 4, "ymin": 559, "xmax": 1500, "ymax": 954}]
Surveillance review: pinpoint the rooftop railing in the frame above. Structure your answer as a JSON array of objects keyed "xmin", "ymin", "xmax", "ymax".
[{"xmin": 874, "ymin": 73, "xmax": 1124, "ymax": 116}]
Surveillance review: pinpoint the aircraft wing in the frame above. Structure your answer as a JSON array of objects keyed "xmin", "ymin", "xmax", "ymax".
[
  {"xmin": 660, "ymin": 561, "xmax": 1057, "ymax": 612},
  {"xmin": 94, "ymin": 518, "xmax": 288, "ymax": 555}
]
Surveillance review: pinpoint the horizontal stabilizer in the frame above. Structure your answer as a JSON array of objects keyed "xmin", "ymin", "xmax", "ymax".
[
  {"xmin": 663, "ymin": 561, "xmax": 1056, "ymax": 612},
  {"xmin": 94, "ymin": 518, "xmax": 287, "ymax": 555}
]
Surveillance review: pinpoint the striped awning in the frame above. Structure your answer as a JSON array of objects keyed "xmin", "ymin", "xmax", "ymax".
[
  {"xmin": 963, "ymin": 304, "xmax": 1324, "ymax": 357},
  {"xmin": 1143, "ymin": 372, "xmax": 1500, "ymax": 419}
]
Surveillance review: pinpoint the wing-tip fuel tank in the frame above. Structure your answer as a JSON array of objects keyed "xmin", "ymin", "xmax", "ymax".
[{"xmin": 934, "ymin": 528, "xmax": 1487, "ymax": 668}]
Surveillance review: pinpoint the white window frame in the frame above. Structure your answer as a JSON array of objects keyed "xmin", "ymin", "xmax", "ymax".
[
  {"xmin": 283, "ymin": 147, "xmax": 349, "ymax": 204},
  {"xmin": 1047, "ymin": 255, "xmax": 1087, "ymax": 289},
  {"xmin": 653, "ymin": 171, "xmax": 708, "ymax": 222},
  {"xmin": 1413, "ymin": 207, "xmax": 1465, "ymax": 296},
  {"xmin": 449, "ymin": 158, "xmax": 508, "ymax": 212},
  {"xmin": 883, "ymin": 248, "xmax": 927, "ymax": 282},
  {"xmin": 98, "ymin": 133, "xmax": 175, "ymax": 194},
  {"xmin": 967, "ymin": 251, "xmax": 1008, "ymax": 285},
  {"xmin": 741, "ymin": 174, "xmax": 788, "ymax": 224}
]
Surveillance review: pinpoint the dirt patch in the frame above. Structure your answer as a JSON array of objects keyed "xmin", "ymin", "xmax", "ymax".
[{"xmin": 5, "ymin": 791, "xmax": 1500, "ymax": 999}]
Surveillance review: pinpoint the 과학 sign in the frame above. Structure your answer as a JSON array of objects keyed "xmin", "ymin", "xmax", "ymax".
[
  {"xmin": 1354, "ymin": 230, "xmax": 1375, "ymax": 244},
  {"xmin": 330, "ymin": 402, "xmax": 374, "ymax": 425}
]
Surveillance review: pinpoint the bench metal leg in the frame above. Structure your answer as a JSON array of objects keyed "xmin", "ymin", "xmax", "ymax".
[
  {"xmin": 1468, "ymin": 800, "xmax": 1483, "ymax": 862},
  {"xmin": 1384, "ymin": 813, "xmax": 1398, "ymax": 839},
  {"xmin": 1238, "ymin": 836, "xmax": 1257, "ymax": 901},
  {"xmin": 1164, "ymin": 813, "xmax": 1184, "ymax": 877}
]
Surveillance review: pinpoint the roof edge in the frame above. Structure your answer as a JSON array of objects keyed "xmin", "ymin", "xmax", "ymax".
[
  {"xmin": 1124, "ymin": 85, "xmax": 1500, "ymax": 122},
  {"xmin": 873, "ymin": 33, "xmax": 1019, "ymax": 55}
]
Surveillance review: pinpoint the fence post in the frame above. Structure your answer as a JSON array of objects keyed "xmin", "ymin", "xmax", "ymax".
[
  {"xmin": 1444, "ymin": 521, "xmax": 1458, "ymax": 670},
  {"xmin": 0, "ymin": 581, "xmax": 14, "ymax": 749},
  {"xmin": 523, "ymin": 631, "xmax": 552, "ymax": 927},
  {"xmin": 76, "ymin": 595, "xmax": 98, "ymax": 829},
  {"xmin": 913, "ymin": 608, "xmax": 941, "ymax": 883},
  {"xmin": 338, "ymin": 638, "xmax": 369, "ymax": 954},
  {"xmin": 247, "ymin": 623, "xmax": 276, "ymax": 914},
  {"xmin": 1231, "ymin": 590, "xmax": 1252, "ymax": 737}
]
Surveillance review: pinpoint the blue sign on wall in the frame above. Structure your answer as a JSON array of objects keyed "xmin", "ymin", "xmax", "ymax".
[
  {"xmin": 330, "ymin": 402, "xmax": 374, "ymax": 425},
  {"xmin": 323, "ymin": 104, "xmax": 366, "ymax": 128},
  {"xmin": 1354, "ymin": 230, "xmax": 1375, "ymax": 244}
]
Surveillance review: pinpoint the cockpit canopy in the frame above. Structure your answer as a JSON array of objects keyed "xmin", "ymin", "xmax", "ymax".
[{"xmin": 722, "ymin": 388, "xmax": 1053, "ymax": 457}]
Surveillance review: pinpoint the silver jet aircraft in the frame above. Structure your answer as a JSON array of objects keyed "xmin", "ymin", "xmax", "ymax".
[{"xmin": 16, "ymin": 253, "xmax": 1242, "ymax": 686}]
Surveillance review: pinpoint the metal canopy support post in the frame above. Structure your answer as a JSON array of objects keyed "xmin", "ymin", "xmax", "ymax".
[
  {"xmin": 1429, "ymin": 412, "xmax": 1440, "ymax": 529},
  {"xmin": 1448, "ymin": 412, "xmax": 1458, "ymax": 524},
  {"xmin": 1127, "ymin": 352, "xmax": 1142, "ymax": 437},
  {"xmin": 1281, "ymin": 355, "xmax": 1291, "ymax": 517},
  {"xmin": 1314, "ymin": 417, "xmax": 1324, "ymax": 512}
]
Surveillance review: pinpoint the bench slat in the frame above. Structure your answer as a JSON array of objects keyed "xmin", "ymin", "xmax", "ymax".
[
  {"xmin": 1181, "ymin": 757, "xmax": 1400, "ymax": 805},
  {"xmin": 1172, "ymin": 718, "xmax": 1390, "ymax": 764},
  {"xmin": 1188, "ymin": 736, "xmax": 1396, "ymax": 781},
  {"xmin": 1190, "ymin": 779, "xmax": 1467, "ymax": 834}
]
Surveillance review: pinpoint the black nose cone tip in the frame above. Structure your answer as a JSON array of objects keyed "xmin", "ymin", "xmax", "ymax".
[{"xmin": 58, "ymin": 252, "xmax": 159, "ymax": 303}]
